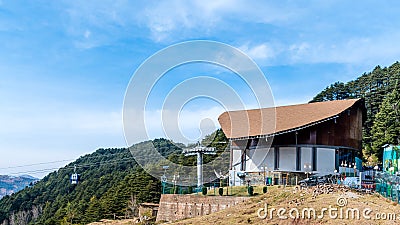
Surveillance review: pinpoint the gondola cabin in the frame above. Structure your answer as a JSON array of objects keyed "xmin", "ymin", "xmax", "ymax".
[{"xmin": 70, "ymin": 173, "xmax": 80, "ymax": 185}]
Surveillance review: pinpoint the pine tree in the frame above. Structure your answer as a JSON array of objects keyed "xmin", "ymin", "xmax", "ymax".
[
  {"xmin": 62, "ymin": 202, "xmax": 77, "ymax": 225},
  {"xmin": 372, "ymin": 86, "xmax": 400, "ymax": 160},
  {"xmin": 84, "ymin": 196, "xmax": 102, "ymax": 223},
  {"xmin": 310, "ymin": 61, "xmax": 400, "ymax": 163}
]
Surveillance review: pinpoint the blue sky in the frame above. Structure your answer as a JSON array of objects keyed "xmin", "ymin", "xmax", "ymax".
[{"xmin": 1, "ymin": 0, "xmax": 400, "ymax": 177}]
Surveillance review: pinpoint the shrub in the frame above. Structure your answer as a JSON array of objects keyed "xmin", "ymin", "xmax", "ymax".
[
  {"xmin": 188, "ymin": 186, "xmax": 193, "ymax": 194},
  {"xmin": 218, "ymin": 187, "xmax": 224, "ymax": 196},
  {"xmin": 248, "ymin": 186, "xmax": 254, "ymax": 196},
  {"xmin": 263, "ymin": 186, "xmax": 268, "ymax": 193},
  {"xmin": 202, "ymin": 187, "xmax": 207, "ymax": 195},
  {"xmin": 170, "ymin": 187, "xmax": 178, "ymax": 194}
]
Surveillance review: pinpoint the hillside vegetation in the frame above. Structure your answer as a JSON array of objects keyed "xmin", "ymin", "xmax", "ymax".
[
  {"xmin": 0, "ymin": 139, "xmax": 180, "ymax": 224},
  {"xmin": 0, "ymin": 130, "xmax": 228, "ymax": 225},
  {"xmin": 311, "ymin": 61, "xmax": 400, "ymax": 163}
]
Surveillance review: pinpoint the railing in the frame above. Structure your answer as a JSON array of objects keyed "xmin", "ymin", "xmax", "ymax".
[{"xmin": 374, "ymin": 172, "xmax": 400, "ymax": 203}]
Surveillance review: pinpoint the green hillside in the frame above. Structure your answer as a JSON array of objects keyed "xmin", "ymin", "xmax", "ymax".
[
  {"xmin": 311, "ymin": 61, "xmax": 400, "ymax": 163},
  {"xmin": 0, "ymin": 130, "xmax": 228, "ymax": 225},
  {"xmin": 4, "ymin": 59, "xmax": 398, "ymax": 224},
  {"xmin": 0, "ymin": 139, "xmax": 181, "ymax": 224}
]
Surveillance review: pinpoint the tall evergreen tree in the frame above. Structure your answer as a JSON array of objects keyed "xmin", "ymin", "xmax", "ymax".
[
  {"xmin": 310, "ymin": 61, "xmax": 400, "ymax": 163},
  {"xmin": 84, "ymin": 196, "xmax": 102, "ymax": 223},
  {"xmin": 371, "ymin": 85, "xmax": 400, "ymax": 160}
]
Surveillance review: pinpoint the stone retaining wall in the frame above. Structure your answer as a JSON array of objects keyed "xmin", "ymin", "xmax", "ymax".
[{"xmin": 156, "ymin": 194, "xmax": 248, "ymax": 222}]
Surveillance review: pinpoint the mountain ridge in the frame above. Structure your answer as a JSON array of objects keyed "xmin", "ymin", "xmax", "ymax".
[
  {"xmin": 0, "ymin": 138, "xmax": 182, "ymax": 224},
  {"xmin": 0, "ymin": 175, "xmax": 38, "ymax": 200}
]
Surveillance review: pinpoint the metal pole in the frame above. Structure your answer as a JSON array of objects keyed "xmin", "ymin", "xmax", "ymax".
[
  {"xmin": 263, "ymin": 166, "xmax": 266, "ymax": 186},
  {"xmin": 210, "ymin": 176, "xmax": 211, "ymax": 192},
  {"xmin": 197, "ymin": 152, "xmax": 202, "ymax": 189},
  {"xmin": 214, "ymin": 180, "xmax": 216, "ymax": 195},
  {"xmin": 231, "ymin": 178, "xmax": 233, "ymax": 195},
  {"xmin": 226, "ymin": 177, "xmax": 229, "ymax": 196},
  {"xmin": 233, "ymin": 167, "xmax": 235, "ymax": 195}
]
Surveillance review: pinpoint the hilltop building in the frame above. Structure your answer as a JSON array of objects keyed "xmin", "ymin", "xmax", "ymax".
[
  {"xmin": 218, "ymin": 99, "xmax": 365, "ymax": 185},
  {"xmin": 382, "ymin": 144, "xmax": 400, "ymax": 174}
]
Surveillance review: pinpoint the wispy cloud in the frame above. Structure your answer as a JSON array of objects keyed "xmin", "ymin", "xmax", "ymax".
[
  {"xmin": 0, "ymin": 110, "xmax": 122, "ymax": 135},
  {"xmin": 2, "ymin": 0, "xmax": 400, "ymax": 177},
  {"xmin": 0, "ymin": 108, "xmax": 125, "ymax": 177},
  {"xmin": 135, "ymin": 0, "xmax": 303, "ymax": 42},
  {"xmin": 239, "ymin": 43, "xmax": 276, "ymax": 61},
  {"xmin": 84, "ymin": 30, "xmax": 91, "ymax": 39},
  {"xmin": 143, "ymin": 107, "xmax": 224, "ymax": 143},
  {"xmin": 60, "ymin": 1, "xmax": 140, "ymax": 49},
  {"xmin": 285, "ymin": 31, "xmax": 400, "ymax": 66}
]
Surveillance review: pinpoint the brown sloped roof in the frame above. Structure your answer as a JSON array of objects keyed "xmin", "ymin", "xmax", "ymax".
[{"xmin": 218, "ymin": 99, "xmax": 361, "ymax": 139}]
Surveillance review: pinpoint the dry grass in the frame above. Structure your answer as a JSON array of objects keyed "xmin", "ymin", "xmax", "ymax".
[
  {"xmin": 205, "ymin": 185, "xmax": 267, "ymax": 196},
  {"xmin": 88, "ymin": 219, "xmax": 138, "ymax": 225},
  {"xmin": 169, "ymin": 186, "xmax": 400, "ymax": 225},
  {"xmin": 88, "ymin": 186, "xmax": 400, "ymax": 225}
]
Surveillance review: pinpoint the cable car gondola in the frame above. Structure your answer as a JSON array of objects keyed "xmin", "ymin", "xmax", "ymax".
[{"xmin": 70, "ymin": 165, "xmax": 80, "ymax": 185}]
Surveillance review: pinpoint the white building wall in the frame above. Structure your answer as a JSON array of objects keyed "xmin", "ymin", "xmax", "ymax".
[
  {"xmin": 232, "ymin": 149, "xmax": 242, "ymax": 172},
  {"xmin": 245, "ymin": 147, "xmax": 274, "ymax": 172},
  {"xmin": 279, "ymin": 147, "xmax": 296, "ymax": 171},
  {"xmin": 231, "ymin": 145, "xmax": 336, "ymax": 175},
  {"xmin": 300, "ymin": 147, "xmax": 312, "ymax": 172},
  {"xmin": 263, "ymin": 147, "xmax": 275, "ymax": 171},
  {"xmin": 246, "ymin": 148, "xmax": 257, "ymax": 172},
  {"xmin": 316, "ymin": 148, "xmax": 335, "ymax": 175}
]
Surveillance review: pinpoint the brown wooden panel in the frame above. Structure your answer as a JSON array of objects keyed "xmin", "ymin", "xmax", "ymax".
[{"xmin": 271, "ymin": 102, "xmax": 363, "ymax": 150}]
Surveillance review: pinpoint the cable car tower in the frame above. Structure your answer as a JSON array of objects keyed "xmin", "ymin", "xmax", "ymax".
[{"xmin": 182, "ymin": 143, "xmax": 216, "ymax": 188}]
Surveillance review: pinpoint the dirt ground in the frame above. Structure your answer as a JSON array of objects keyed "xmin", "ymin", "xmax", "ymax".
[
  {"xmin": 90, "ymin": 185, "xmax": 400, "ymax": 225},
  {"xmin": 170, "ymin": 186, "xmax": 400, "ymax": 225}
]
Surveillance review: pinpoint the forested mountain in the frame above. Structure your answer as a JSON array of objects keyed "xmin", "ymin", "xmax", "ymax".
[
  {"xmin": 0, "ymin": 139, "xmax": 180, "ymax": 224},
  {"xmin": 0, "ymin": 175, "xmax": 38, "ymax": 199},
  {"xmin": 0, "ymin": 131, "xmax": 228, "ymax": 225},
  {"xmin": 311, "ymin": 61, "xmax": 400, "ymax": 163}
]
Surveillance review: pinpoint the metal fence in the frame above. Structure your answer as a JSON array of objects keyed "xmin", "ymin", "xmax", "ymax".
[{"xmin": 374, "ymin": 172, "xmax": 400, "ymax": 203}]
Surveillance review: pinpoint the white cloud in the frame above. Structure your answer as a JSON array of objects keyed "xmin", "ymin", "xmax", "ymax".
[
  {"xmin": 84, "ymin": 29, "xmax": 91, "ymax": 39},
  {"xmin": 122, "ymin": 106, "xmax": 226, "ymax": 145},
  {"xmin": 274, "ymin": 95, "xmax": 315, "ymax": 107},
  {"xmin": 288, "ymin": 42, "xmax": 311, "ymax": 62},
  {"xmin": 286, "ymin": 32, "xmax": 400, "ymax": 66},
  {"xmin": 0, "ymin": 108, "xmax": 125, "ymax": 177},
  {"xmin": 61, "ymin": 1, "xmax": 138, "ymax": 48},
  {"xmin": 136, "ymin": 0, "xmax": 302, "ymax": 42},
  {"xmin": 0, "ymin": 110, "xmax": 122, "ymax": 135},
  {"xmin": 239, "ymin": 43, "xmax": 275, "ymax": 60},
  {"xmin": 58, "ymin": 0, "xmax": 400, "ymax": 66}
]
